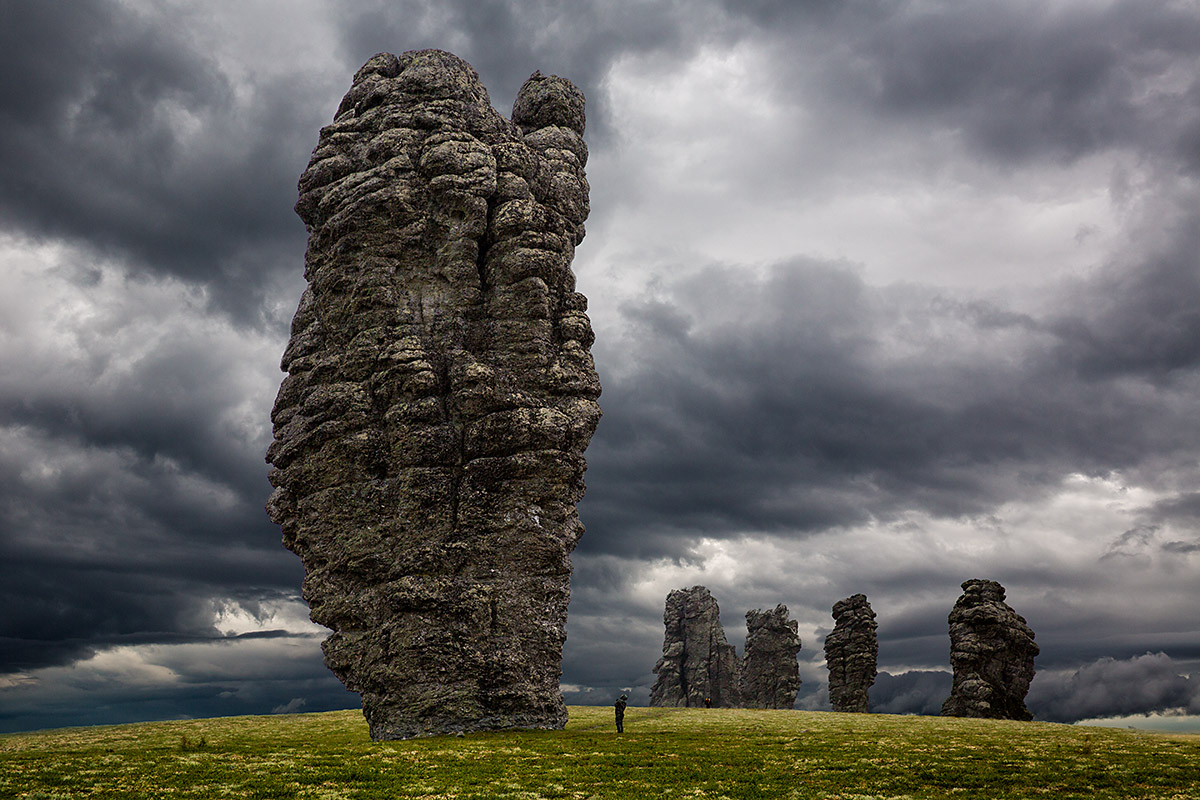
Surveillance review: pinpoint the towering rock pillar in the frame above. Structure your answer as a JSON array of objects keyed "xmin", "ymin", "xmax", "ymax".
[
  {"xmin": 266, "ymin": 50, "xmax": 600, "ymax": 740},
  {"xmin": 649, "ymin": 586, "xmax": 742, "ymax": 707},
  {"xmin": 941, "ymin": 579, "xmax": 1039, "ymax": 720},
  {"xmin": 741, "ymin": 605, "xmax": 803, "ymax": 708},
  {"xmin": 823, "ymin": 593, "xmax": 878, "ymax": 713}
]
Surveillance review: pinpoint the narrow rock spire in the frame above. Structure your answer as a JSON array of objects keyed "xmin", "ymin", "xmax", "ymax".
[
  {"xmin": 824, "ymin": 593, "xmax": 878, "ymax": 713},
  {"xmin": 742, "ymin": 604, "xmax": 803, "ymax": 708},
  {"xmin": 649, "ymin": 586, "xmax": 742, "ymax": 707}
]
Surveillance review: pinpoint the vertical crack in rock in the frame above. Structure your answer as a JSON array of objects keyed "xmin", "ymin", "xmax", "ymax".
[
  {"xmin": 941, "ymin": 579, "xmax": 1039, "ymax": 721},
  {"xmin": 266, "ymin": 50, "xmax": 600, "ymax": 740},
  {"xmin": 649, "ymin": 586, "xmax": 743, "ymax": 707},
  {"xmin": 741, "ymin": 605, "xmax": 803, "ymax": 709},
  {"xmin": 823, "ymin": 593, "xmax": 878, "ymax": 713}
]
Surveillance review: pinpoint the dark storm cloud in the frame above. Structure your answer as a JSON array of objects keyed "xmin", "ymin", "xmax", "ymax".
[
  {"xmin": 562, "ymin": 613, "xmax": 659, "ymax": 705},
  {"xmin": 577, "ymin": 246, "xmax": 1200, "ymax": 558},
  {"xmin": 1148, "ymin": 492, "xmax": 1200, "ymax": 525},
  {"xmin": 0, "ymin": 633, "xmax": 354, "ymax": 734},
  {"xmin": 343, "ymin": 0, "xmax": 1200, "ymax": 244},
  {"xmin": 0, "ymin": 283, "xmax": 300, "ymax": 673},
  {"xmin": 0, "ymin": 414, "xmax": 299, "ymax": 672},
  {"xmin": 869, "ymin": 670, "xmax": 952, "ymax": 716},
  {"xmin": 829, "ymin": 655, "xmax": 1200, "ymax": 721},
  {"xmin": 0, "ymin": 1, "xmax": 322, "ymax": 323},
  {"xmin": 1028, "ymin": 652, "xmax": 1200, "ymax": 722},
  {"xmin": 1, "ymin": 323, "xmax": 271, "ymax": 494},
  {"xmin": 824, "ymin": 0, "xmax": 1200, "ymax": 168},
  {"xmin": 581, "ymin": 261, "xmax": 912, "ymax": 556},
  {"xmin": 0, "ymin": 515, "xmax": 302, "ymax": 674},
  {"xmin": 3, "ymin": 0, "xmax": 1198, "ymax": 733},
  {"xmin": 336, "ymin": 0, "xmax": 730, "ymax": 144},
  {"xmin": 1047, "ymin": 216, "xmax": 1200, "ymax": 381}
]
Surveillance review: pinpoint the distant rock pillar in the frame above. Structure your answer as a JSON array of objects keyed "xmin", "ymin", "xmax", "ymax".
[
  {"xmin": 941, "ymin": 579, "xmax": 1039, "ymax": 720},
  {"xmin": 741, "ymin": 605, "xmax": 803, "ymax": 708},
  {"xmin": 649, "ymin": 586, "xmax": 743, "ymax": 707},
  {"xmin": 824, "ymin": 593, "xmax": 878, "ymax": 713},
  {"xmin": 266, "ymin": 50, "xmax": 600, "ymax": 740}
]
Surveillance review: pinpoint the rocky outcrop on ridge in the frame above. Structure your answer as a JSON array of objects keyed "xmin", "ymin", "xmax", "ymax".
[
  {"xmin": 741, "ymin": 605, "xmax": 803, "ymax": 709},
  {"xmin": 941, "ymin": 579, "xmax": 1039, "ymax": 721},
  {"xmin": 650, "ymin": 586, "xmax": 743, "ymax": 707},
  {"xmin": 823, "ymin": 593, "xmax": 878, "ymax": 713},
  {"xmin": 265, "ymin": 50, "xmax": 600, "ymax": 740}
]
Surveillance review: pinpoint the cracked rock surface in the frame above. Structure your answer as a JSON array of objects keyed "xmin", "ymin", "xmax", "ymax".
[
  {"xmin": 941, "ymin": 579, "xmax": 1039, "ymax": 721},
  {"xmin": 741, "ymin": 605, "xmax": 803, "ymax": 709},
  {"xmin": 824, "ymin": 594, "xmax": 878, "ymax": 713},
  {"xmin": 649, "ymin": 586, "xmax": 742, "ymax": 708},
  {"xmin": 266, "ymin": 50, "xmax": 600, "ymax": 740}
]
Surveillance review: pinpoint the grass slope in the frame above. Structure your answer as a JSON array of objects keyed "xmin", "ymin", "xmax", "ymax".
[{"xmin": 2, "ymin": 706, "xmax": 1198, "ymax": 799}]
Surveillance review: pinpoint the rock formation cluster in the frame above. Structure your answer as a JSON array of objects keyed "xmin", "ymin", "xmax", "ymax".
[
  {"xmin": 648, "ymin": 582, "xmax": 1040, "ymax": 719},
  {"xmin": 650, "ymin": 586, "xmax": 743, "ymax": 707},
  {"xmin": 741, "ymin": 605, "xmax": 804, "ymax": 709},
  {"xmin": 823, "ymin": 594, "xmax": 878, "ymax": 713},
  {"xmin": 649, "ymin": 588, "xmax": 804, "ymax": 708},
  {"xmin": 941, "ymin": 579, "xmax": 1039, "ymax": 720},
  {"xmin": 266, "ymin": 49, "xmax": 600, "ymax": 740}
]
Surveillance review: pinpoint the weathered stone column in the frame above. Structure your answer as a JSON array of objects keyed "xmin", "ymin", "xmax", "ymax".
[
  {"xmin": 741, "ymin": 605, "xmax": 803, "ymax": 708},
  {"xmin": 824, "ymin": 593, "xmax": 878, "ymax": 713},
  {"xmin": 649, "ymin": 586, "xmax": 742, "ymax": 707},
  {"xmin": 941, "ymin": 579, "xmax": 1038, "ymax": 720},
  {"xmin": 266, "ymin": 49, "xmax": 600, "ymax": 740}
]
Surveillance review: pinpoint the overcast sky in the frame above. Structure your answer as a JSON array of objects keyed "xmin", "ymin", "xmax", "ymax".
[{"xmin": 2, "ymin": 0, "xmax": 1199, "ymax": 734}]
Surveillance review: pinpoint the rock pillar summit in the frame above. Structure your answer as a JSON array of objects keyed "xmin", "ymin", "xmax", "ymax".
[
  {"xmin": 941, "ymin": 579, "xmax": 1038, "ymax": 721},
  {"xmin": 266, "ymin": 50, "xmax": 600, "ymax": 740},
  {"xmin": 823, "ymin": 593, "xmax": 878, "ymax": 713}
]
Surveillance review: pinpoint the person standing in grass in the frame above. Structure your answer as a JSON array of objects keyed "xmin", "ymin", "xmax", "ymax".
[{"xmin": 614, "ymin": 694, "xmax": 627, "ymax": 733}]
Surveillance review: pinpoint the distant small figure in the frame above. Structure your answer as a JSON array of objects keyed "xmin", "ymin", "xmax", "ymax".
[
  {"xmin": 615, "ymin": 694, "xmax": 628, "ymax": 733},
  {"xmin": 704, "ymin": 697, "xmax": 712, "ymax": 708}
]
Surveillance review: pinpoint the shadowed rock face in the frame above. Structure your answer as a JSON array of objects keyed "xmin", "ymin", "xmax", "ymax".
[
  {"xmin": 650, "ymin": 586, "xmax": 742, "ymax": 707},
  {"xmin": 941, "ymin": 579, "xmax": 1039, "ymax": 721},
  {"xmin": 265, "ymin": 50, "xmax": 600, "ymax": 740},
  {"xmin": 741, "ymin": 605, "xmax": 803, "ymax": 709},
  {"xmin": 824, "ymin": 594, "xmax": 878, "ymax": 713}
]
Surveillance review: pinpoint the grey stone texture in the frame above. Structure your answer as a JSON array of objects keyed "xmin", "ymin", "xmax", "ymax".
[
  {"xmin": 741, "ymin": 605, "xmax": 803, "ymax": 709},
  {"xmin": 823, "ymin": 593, "xmax": 878, "ymax": 713},
  {"xmin": 941, "ymin": 579, "xmax": 1039, "ymax": 721},
  {"xmin": 265, "ymin": 50, "xmax": 600, "ymax": 740},
  {"xmin": 649, "ymin": 586, "xmax": 743, "ymax": 707}
]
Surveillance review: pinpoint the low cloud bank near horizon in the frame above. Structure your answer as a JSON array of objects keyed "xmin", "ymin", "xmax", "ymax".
[
  {"xmin": 1029, "ymin": 652, "xmax": 1200, "ymax": 723},
  {"xmin": 562, "ymin": 651, "xmax": 1200, "ymax": 726}
]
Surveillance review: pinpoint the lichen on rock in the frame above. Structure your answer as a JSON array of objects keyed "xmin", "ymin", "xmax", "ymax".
[
  {"xmin": 741, "ymin": 605, "xmax": 803, "ymax": 709},
  {"xmin": 266, "ymin": 49, "xmax": 600, "ymax": 740},
  {"xmin": 823, "ymin": 593, "xmax": 878, "ymax": 713},
  {"xmin": 941, "ymin": 579, "xmax": 1039, "ymax": 721}
]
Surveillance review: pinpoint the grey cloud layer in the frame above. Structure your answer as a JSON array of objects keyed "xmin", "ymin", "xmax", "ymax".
[
  {"xmin": 1, "ymin": 0, "xmax": 1198, "ymax": 730},
  {"xmin": 762, "ymin": 0, "xmax": 1200, "ymax": 168},
  {"xmin": 579, "ymin": 249, "xmax": 1200, "ymax": 557},
  {"xmin": 1030, "ymin": 653, "xmax": 1200, "ymax": 722},
  {"xmin": 865, "ymin": 653, "xmax": 1200, "ymax": 722},
  {"xmin": 0, "ymin": 1, "xmax": 323, "ymax": 322}
]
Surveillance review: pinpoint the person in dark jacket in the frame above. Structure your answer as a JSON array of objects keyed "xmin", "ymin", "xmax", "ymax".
[{"xmin": 614, "ymin": 694, "xmax": 628, "ymax": 733}]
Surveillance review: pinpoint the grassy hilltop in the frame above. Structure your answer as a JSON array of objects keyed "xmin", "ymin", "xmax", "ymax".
[{"xmin": 2, "ymin": 706, "xmax": 1198, "ymax": 799}]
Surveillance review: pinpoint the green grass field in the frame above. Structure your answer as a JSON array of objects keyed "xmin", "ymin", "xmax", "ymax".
[{"xmin": 2, "ymin": 706, "xmax": 1198, "ymax": 799}]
